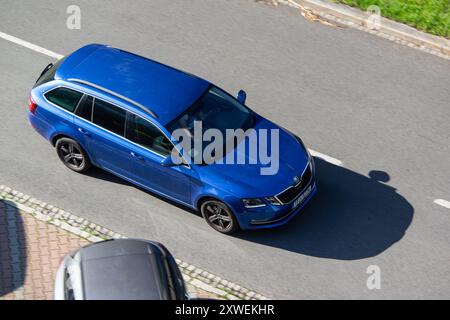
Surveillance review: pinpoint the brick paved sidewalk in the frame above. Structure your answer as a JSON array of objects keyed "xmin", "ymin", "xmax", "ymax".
[
  {"xmin": 0, "ymin": 200, "xmax": 223, "ymax": 300},
  {"xmin": 0, "ymin": 200, "xmax": 88, "ymax": 299},
  {"xmin": 0, "ymin": 191, "xmax": 266, "ymax": 300}
]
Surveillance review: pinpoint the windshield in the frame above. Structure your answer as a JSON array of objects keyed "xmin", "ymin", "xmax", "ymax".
[
  {"xmin": 166, "ymin": 86, "xmax": 254, "ymax": 162},
  {"xmin": 166, "ymin": 85, "xmax": 253, "ymax": 138}
]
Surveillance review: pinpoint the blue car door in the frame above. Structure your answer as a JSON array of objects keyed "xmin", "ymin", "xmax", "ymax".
[
  {"xmin": 125, "ymin": 113, "xmax": 191, "ymax": 204},
  {"xmin": 73, "ymin": 95, "xmax": 135, "ymax": 179}
]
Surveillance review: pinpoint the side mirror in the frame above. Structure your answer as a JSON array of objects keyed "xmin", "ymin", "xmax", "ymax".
[
  {"xmin": 237, "ymin": 90, "xmax": 247, "ymax": 104},
  {"xmin": 161, "ymin": 153, "xmax": 188, "ymax": 167},
  {"xmin": 160, "ymin": 156, "xmax": 178, "ymax": 167}
]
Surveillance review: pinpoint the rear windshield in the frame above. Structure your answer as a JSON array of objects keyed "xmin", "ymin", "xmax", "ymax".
[
  {"xmin": 81, "ymin": 254, "xmax": 167, "ymax": 300},
  {"xmin": 34, "ymin": 57, "xmax": 66, "ymax": 88}
]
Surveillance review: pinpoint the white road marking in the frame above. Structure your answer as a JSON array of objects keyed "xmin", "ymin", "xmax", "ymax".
[
  {"xmin": 434, "ymin": 199, "xmax": 450, "ymax": 209},
  {"xmin": 309, "ymin": 149, "xmax": 343, "ymax": 166},
  {"xmin": 0, "ymin": 31, "xmax": 63, "ymax": 59},
  {"xmin": 0, "ymin": 30, "xmax": 345, "ymax": 168}
]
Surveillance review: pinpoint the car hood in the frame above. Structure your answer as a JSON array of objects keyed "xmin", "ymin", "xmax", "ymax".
[{"xmin": 195, "ymin": 115, "xmax": 310, "ymax": 198}]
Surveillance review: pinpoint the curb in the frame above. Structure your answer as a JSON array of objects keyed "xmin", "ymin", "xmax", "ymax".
[
  {"xmin": 0, "ymin": 185, "xmax": 269, "ymax": 300},
  {"xmin": 271, "ymin": 0, "xmax": 450, "ymax": 60}
]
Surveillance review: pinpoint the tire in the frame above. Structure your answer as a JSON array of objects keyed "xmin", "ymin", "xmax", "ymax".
[
  {"xmin": 200, "ymin": 199, "xmax": 239, "ymax": 234},
  {"xmin": 55, "ymin": 137, "xmax": 91, "ymax": 173}
]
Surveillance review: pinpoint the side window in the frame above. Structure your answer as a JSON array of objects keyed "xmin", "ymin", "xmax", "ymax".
[
  {"xmin": 75, "ymin": 95, "xmax": 93, "ymax": 121},
  {"xmin": 44, "ymin": 87, "xmax": 83, "ymax": 112},
  {"xmin": 126, "ymin": 114, "xmax": 173, "ymax": 156},
  {"xmin": 93, "ymin": 98, "xmax": 126, "ymax": 136},
  {"xmin": 165, "ymin": 253, "xmax": 187, "ymax": 300},
  {"xmin": 64, "ymin": 271, "xmax": 75, "ymax": 300}
]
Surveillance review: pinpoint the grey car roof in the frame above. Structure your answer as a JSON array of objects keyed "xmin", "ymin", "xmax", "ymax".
[{"xmin": 78, "ymin": 239, "xmax": 169, "ymax": 300}]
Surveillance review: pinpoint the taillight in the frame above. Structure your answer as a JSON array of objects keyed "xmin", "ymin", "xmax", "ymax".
[{"xmin": 29, "ymin": 95, "xmax": 38, "ymax": 114}]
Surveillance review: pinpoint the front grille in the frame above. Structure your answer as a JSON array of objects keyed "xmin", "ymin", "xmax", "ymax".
[{"xmin": 276, "ymin": 164, "xmax": 312, "ymax": 204}]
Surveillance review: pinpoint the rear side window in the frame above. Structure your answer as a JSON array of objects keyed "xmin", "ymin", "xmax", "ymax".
[
  {"xmin": 45, "ymin": 87, "xmax": 83, "ymax": 112},
  {"xmin": 93, "ymin": 98, "xmax": 126, "ymax": 136},
  {"xmin": 75, "ymin": 95, "xmax": 93, "ymax": 121}
]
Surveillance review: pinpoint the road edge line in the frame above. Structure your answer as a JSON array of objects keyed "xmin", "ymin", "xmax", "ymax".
[
  {"xmin": 434, "ymin": 199, "xmax": 450, "ymax": 209},
  {"xmin": 309, "ymin": 149, "xmax": 342, "ymax": 166},
  {"xmin": 0, "ymin": 31, "xmax": 63, "ymax": 59}
]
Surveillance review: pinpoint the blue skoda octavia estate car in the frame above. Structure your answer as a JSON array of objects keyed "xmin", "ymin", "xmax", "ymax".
[{"xmin": 28, "ymin": 44, "xmax": 316, "ymax": 234}]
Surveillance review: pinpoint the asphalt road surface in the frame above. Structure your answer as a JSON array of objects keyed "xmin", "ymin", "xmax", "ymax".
[{"xmin": 1, "ymin": 0, "xmax": 449, "ymax": 299}]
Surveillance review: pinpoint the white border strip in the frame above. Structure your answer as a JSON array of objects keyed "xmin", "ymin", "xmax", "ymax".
[
  {"xmin": 309, "ymin": 149, "xmax": 343, "ymax": 166},
  {"xmin": 434, "ymin": 199, "xmax": 450, "ymax": 209},
  {"xmin": 0, "ymin": 31, "xmax": 63, "ymax": 59}
]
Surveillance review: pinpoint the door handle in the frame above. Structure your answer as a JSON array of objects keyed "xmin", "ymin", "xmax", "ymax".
[
  {"xmin": 78, "ymin": 128, "xmax": 91, "ymax": 137},
  {"xmin": 130, "ymin": 151, "xmax": 143, "ymax": 160}
]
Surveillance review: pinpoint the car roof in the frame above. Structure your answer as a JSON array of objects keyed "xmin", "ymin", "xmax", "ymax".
[
  {"xmin": 56, "ymin": 44, "xmax": 210, "ymax": 125},
  {"xmin": 77, "ymin": 239, "xmax": 170, "ymax": 300}
]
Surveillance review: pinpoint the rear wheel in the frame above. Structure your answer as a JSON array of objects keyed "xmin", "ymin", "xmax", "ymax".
[
  {"xmin": 55, "ymin": 138, "xmax": 91, "ymax": 173},
  {"xmin": 200, "ymin": 199, "xmax": 239, "ymax": 234}
]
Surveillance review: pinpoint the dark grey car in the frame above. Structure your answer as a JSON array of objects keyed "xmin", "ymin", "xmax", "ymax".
[{"xmin": 54, "ymin": 238, "xmax": 188, "ymax": 300}]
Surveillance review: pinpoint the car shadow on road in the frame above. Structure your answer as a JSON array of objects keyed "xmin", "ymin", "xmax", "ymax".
[
  {"xmin": 0, "ymin": 200, "xmax": 27, "ymax": 298},
  {"xmin": 82, "ymin": 157, "xmax": 414, "ymax": 260},
  {"xmin": 84, "ymin": 167, "xmax": 131, "ymax": 186},
  {"xmin": 234, "ymin": 157, "xmax": 414, "ymax": 260},
  {"xmin": 84, "ymin": 166, "xmax": 200, "ymax": 215}
]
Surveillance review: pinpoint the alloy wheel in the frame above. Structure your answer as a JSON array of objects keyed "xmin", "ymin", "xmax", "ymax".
[
  {"xmin": 202, "ymin": 201, "xmax": 236, "ymax": 233},
  {"xmin": 59, "ymin": 142, "xmax": 85, "ymax": 169}
]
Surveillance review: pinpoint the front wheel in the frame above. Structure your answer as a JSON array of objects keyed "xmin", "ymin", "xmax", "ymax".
[
  {"xmin": 200, "ymin": 199, "xmax": 239, "ymax": 234},
  {"xmin": 55, "ymin": 137, "xmax": 91, "ymax": 173}
]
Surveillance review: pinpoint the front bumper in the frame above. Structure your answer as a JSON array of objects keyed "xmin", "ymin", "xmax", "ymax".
[{"xmin": 236, "ymin": 181, "xmax": 317, "ymax": 230}]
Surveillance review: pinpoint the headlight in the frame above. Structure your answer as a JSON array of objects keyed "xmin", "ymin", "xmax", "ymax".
[
  {"xmin": 265, "ymin": 196, "xmax": 282, "ymax": 206},
  {"xmin": 242, "ymin": 198, "xmax": 266, "ymax": 208}
]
